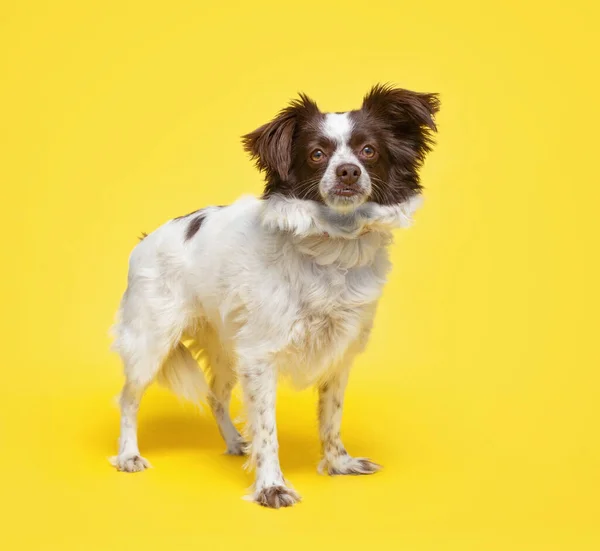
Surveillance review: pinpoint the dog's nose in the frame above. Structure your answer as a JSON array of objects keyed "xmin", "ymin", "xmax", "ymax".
[{"xmin": 335, "ymin": 163, "xmax": 361, "ymax": 185}]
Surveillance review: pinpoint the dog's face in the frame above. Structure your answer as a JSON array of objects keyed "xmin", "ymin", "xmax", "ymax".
[{"xmin": 243, "ymin": 84, "xmax": 440, "ymax": 212}]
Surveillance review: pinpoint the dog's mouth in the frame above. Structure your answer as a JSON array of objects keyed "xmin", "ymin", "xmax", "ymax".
[
  {"xmin": 332, "ymin": 186, "xmax": 361, "ymax": 197},
  {"xmin": 320, "ymin": 178, "xmax": 371, "ymax": 211},
  {"xmin": 324, "ymin": 187, "xmax": 370, "ymax": 213}
]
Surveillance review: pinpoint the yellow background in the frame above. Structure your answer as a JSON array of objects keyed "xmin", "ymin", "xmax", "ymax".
[{"xmin": 1, "ymin": 1, "xmax": 599, "ymax": 549}]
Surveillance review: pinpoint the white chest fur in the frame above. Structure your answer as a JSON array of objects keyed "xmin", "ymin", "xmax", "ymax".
[
  {"xmin": 273, "ymin": 230, "xmax": 392, "ymax": 387},
  {"xmin": 183, "ymin": 194, "xmax": 421, "ymax": 389}
]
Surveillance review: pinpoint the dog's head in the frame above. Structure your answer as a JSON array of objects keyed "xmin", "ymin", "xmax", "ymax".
[{"xmin": 243, "ymin": 84, "xmax": 440, "ymax": 212}]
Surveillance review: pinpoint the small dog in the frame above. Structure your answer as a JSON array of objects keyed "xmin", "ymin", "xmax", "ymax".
[{"xmin": 110, "ymin": 84, "xmax": 439, "ymax": 508}]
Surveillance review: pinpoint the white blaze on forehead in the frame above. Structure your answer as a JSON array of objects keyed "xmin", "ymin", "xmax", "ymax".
[
  {"xmin": 317, "ymin": 111, "xmax": 371, "ymax": 212},
  {"xmin": 321, "ymin": 112, "xmax": 353, "ymax": 146}
]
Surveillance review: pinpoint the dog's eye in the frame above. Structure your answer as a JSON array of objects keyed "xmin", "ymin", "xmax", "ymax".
[
  {"xmin": 361, "ymin": 145, "xmax": 376, "ymax": 159},
  {"xmin": 310, "ymin": 149, "xmax": 326, "ymax": 162}
]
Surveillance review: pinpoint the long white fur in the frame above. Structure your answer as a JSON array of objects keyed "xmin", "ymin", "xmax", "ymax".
[{"xmin": 110, "ymin": 191, "xmax": 422, "ymax": 504}]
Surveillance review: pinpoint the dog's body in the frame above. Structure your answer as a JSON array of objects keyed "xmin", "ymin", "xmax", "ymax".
[{"xmin": 111, "ymin": 86, "xmax": 439, "ymax": 508}]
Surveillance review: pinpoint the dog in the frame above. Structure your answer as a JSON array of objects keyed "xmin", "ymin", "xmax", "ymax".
[{"xmin": 110, "ymin": 84, "xmax": 440, "ymax": 508}]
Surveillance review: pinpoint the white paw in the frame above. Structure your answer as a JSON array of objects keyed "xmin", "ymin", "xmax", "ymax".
[
  {"xmin": 250, "ymin": 484, "xmax": 301, "ymax": 509},
  {"xmin": 318, "ymin": 455, "xmax": 381, "ymax": 476},
  {"xmin": 109, "ymin": 454, "xmax": 151, "ymax": 473}
]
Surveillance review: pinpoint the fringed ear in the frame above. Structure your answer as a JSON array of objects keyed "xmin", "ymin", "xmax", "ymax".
[
  {"xmin": 363, "ymin": 84, "xmax": 440, "ymax": 164},
  {"xmin": 362, "ymin": 84, "xmax": 441, "ymax": 200},
  {"xmin": 242, "ymin": 94, "xmax": 320, "ymax": 181},
  {"xmin": 363, "ymin": 83, "xmax": 440, "ymax": 132}
]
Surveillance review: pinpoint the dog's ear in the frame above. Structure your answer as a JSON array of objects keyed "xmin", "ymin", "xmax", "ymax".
[
  {"xmin": 362, "ymin": 84, "xmax": 440, "ymax": 158},
  {"xmin": 242, "ymin": 94, "xmax": 319, "ymax": 181},
  {"xmin": 363, "ymin": 83, "xmax": 440, "ymax": 131}
]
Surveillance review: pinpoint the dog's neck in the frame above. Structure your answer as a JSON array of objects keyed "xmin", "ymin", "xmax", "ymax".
[
  {"xmin": 260, "ymin": 193, "xmax": 423, "ymax": 238},
  {"xmin": 260, "ymin": 194, "xmax": 423, "ymax": 268}
]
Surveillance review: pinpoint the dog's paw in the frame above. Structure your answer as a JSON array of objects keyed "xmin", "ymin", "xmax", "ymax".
[
  {"xmin": 251, "ymin": 485, "xmax": 301, "ymax": 509},
  {"xmin": 318, "ymin": 455, "xmax": 381, "ymax": 476},
  {"xmin": 225, "ymin": 440, "xmax": 248, "ymax": 456},
  {"xmin": 109, "ymin": 454, "xmax": 151, "ymax": 473}
]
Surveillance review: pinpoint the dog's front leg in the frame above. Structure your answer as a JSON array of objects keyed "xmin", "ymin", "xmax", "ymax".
[
  {"xmin": 318, "ymin": 365, "xmax": 381, "ymax": 475},
  {"xmin": 239, "ymin": 358, "xmax": 300, "ymax": 508}
]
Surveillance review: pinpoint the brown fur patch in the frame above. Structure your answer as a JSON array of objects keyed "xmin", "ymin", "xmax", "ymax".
[{"xmin": 185, "ymin": 214, "xmax": 205, "ymax": 241}]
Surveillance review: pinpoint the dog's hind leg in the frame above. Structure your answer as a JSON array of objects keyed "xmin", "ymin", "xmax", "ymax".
[
  {"xmin": 109, "ymin": 330, "xmax": 170, "ymax": 473},
  {"xmin": 208, "ymin": 368, "xmax": 245, "ymax": 455},
  {"xmin": 110, "ymin": 302, "xmax": 186, "ymax": 473},
  {"xmin": 110, "ymin": 377, "xmax": 152, "ymax": 472},
  {"xmin": 201, "ymin": 331, "xmax": 246, "ymax": 455}
]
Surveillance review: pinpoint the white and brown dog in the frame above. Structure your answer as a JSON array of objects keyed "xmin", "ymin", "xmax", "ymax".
[{"xmin": 110, "ymin": 84, "xmax": 440, "ymax": 508}]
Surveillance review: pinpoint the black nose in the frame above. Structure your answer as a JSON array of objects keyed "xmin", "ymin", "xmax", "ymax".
[{"xmin": 335, "ymin": 163, "xmax": 361, "ymax": 185}]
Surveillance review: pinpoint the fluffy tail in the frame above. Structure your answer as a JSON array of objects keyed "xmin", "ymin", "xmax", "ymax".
[{"xmin": 156, "ymin": 343, "xmax": 209, "ymax": 403}]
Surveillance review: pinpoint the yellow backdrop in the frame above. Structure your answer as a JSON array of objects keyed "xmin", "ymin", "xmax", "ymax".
[{"xmin": 1, "ymin": 1, "xmax": 598, "ymax": 549}]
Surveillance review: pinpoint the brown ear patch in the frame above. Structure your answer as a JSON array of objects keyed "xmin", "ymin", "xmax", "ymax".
[
  {"xmin": 242, "ymin": 93, "xmax": 321, "ymax": 183},
  {"xmin": 362, "ymin": 83, "xmax": 440, "ymax": 131},
  {"xmin": 353, "ymin": 83, "xmax": 441, "ymax": 202}
]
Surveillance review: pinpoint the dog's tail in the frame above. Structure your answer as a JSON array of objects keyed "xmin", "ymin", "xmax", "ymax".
[{"xmin": 156, "ymin": 343, "xmax": 209, "ymax": 404}]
